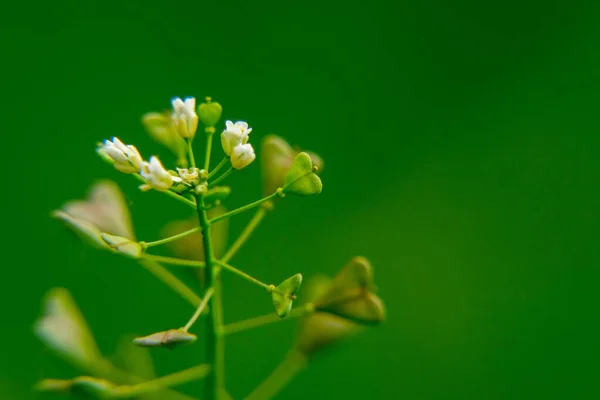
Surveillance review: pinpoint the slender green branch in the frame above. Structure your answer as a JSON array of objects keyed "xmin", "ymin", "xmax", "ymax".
[
  {"xmin": 91, "ymin": 359, "xmax": 198, "ymax": 400},
  {"xmin": 114, "ymin": 364, "xmax": 211, "ymax": 398},
  {"xmin": 141, "ymin": 227, "xmax": 200, "ymax": 248},
  {"xmin": 209, "ymin": 192, "xmax": 279, "ymax": 225},
  {"xmin": 142, "ymin": 254, "xmax": 205, "ymax": 268},
  {"xmin": 221, "ymin": 304, "xmax": 313, "ymax": 336},
  {"xmin": 183, "ymin": 287, "xmax": 214, "ymax": 332},
  {"xmin": 187, "ymin": 139, "xmax": 197, "ymax": 168},
  {"xmin": 213, "ymin": 260, "xmax": 271, "ymax": 291},
  {"xmin": 204, "ymin": 133, "xmax": 214, "ymax": 171},
  {"xmin": 209, "ymin": 167, "xmax": 233, "ymax": 187},
  {"xmin": 208, "ymin": 157, "xmax": 229, "ymax": 179},
  {"xmin": 245, "ymin": 351, "xmax": 308, "ymax": 400},
  {"xmin": 137, "ymin": 258, "xmax": 202, "ymax": 307},
  {"xmin": 221, "ymin": 207, "xmax": 268, "ymax": 264}
]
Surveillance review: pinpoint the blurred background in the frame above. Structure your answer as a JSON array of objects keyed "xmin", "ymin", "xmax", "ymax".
[{"xmin": 2, "ymin": 0, "xmax": 600, "ymax": 398}]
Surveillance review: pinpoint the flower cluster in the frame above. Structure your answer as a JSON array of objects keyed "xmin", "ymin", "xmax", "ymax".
[
  {"xmin": 99, "ymin": 97, "xmax": 257, "ymax": 193},
  {"xmin": 40, "ymin": 94, "xmax": 384, "ymax": 400}
]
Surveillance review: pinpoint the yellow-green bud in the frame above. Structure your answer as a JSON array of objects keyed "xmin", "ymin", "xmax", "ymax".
[{"xmin": 198, "ymin": 97, "xmax": 223, "ymax": 127}]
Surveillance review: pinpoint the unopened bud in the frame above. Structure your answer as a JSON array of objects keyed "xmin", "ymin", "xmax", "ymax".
[
  {"xmin": 101, "ymin": 233, "xmax": 143, "ymax": 259},
  {"xmin": 198, "ymin": 97, "xmax": 223, "ymax": 128},
  {"xmin": 133, "ymin": 329, "xmax": 197, "ymax": 349},
  {"xmin": 171, "ymin": 97, "xmax": 199, "ymax": 139}
]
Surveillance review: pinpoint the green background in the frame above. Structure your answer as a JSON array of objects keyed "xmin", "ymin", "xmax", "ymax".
[{"xmin": 2, "ymin": 0, "xmax": 600, "ymax": 398}]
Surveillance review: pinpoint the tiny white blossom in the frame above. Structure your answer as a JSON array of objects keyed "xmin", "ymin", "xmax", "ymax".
[
  {"xmin": 100, "ymin": 137, "xmax": 143, "ymax": 174},
  {"xmin": 140, "ymin": 156, "xmax": 181, "ymax": 191},
  {"xmin": 221, "ymin": 120, "xmax": 252, "ymax": 156},
  {"xmin": 177, "ymin": 167, "xmax": 200, "ymax": 185},
  {"xmin": 171, "ymin": 97, "xmax": 199, "ymax": 139},
  {"xmin": 231, "ymin": 143, "xmax": 256, "ymax": 170}
]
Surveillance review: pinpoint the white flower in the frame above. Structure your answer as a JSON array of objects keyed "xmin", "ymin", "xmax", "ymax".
[
  {"xmin": 231, "ymin": 143, "xmax": 256, "ymax": 170},
  {"xmin": 140, "ymin": 156, "xmax": 181, "ymax": 191},
  {"xmin": 100, "ymin": 137, "xmax": 143, "ymax": 174},
  {"xmin": 221, "ymin": 120, "xmax": 252, "ymax": 156},
  {"xmin": 177, "ymin": 167, "xmax": 201, "ymax": 185},
  {"xmin": 171, "ymin": 97, "xmax": 199, "ymax": 139}
]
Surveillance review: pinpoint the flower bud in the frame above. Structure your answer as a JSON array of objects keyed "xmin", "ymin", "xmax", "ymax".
[
  {"xmin": 171, "ymin": 97, "xmax": 199, "ymax": 139},
  {"xmin": 101, "ymin": 233, "xmax": 143, "ymax": 259},
  {"xmin": 99, "ymin": 137, "xmax": 143, "ymax": 174},
  {"xmin": 195, "ymin": 183, "xmax": 208, "ymax": 196},
  {"xmin": 140, "ymin": 156, "xmax": 182, "ymax": 192},
  {"xmin": 198, "ymin": 97, "xmax": 223, "ymax": 127},
  {"xmin": 133, "ymin": 329, "xmax": 197, "ymax": 349},
  {"xmin": 221, "ymin": 120, "xmax": 252, "ymax": 156},
  {"xmin": 231, "ymin": 143, "xmax": 256, "ymax": 170},
  {"xmin": 177, "ymin": 167, "xmax": 201, "ymax": 186}
]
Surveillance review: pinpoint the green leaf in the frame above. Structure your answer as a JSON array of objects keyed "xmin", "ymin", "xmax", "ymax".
[
  {"xmin": 283, "ymin": 152, "xmax": 323, "ymax": 196},
  {"xmin": 271, "ymin": 273, "xmax": 303, "ymax": 318},
  {"xmin": 133, "ymin": 329, "xmax": 197, "ymax": 349}
]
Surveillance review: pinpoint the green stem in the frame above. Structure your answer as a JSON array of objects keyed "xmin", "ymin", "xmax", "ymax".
[
  {"xmin": 90, "ymin": 359, "xmax": 198, "ymax": 400},
  {"xmin": 208, "ymin": 157, "xmax": 229, "ymax": 178},
  {"xmin": 221, "ymin": 304, "xmax": 313, "ymax": 336},
  {"xmin": 141, "ymin": 227, "xmax": 201, "ymax": 248},
  {"xmin": 183, "ymin": 287, "xmax": 214, "ymax": 332},
  {"xmin": 209, "ymin": 192, "xmax": 279, "ymax": 225},
  {"xmin": 137, "ymin": 258, "xmax": 202, "ymax": 307},
  {"xmin": 221, "ymin": 207, "xmax": 268, "ymax": 264},
  {"xmin": 204, "ymin": 133, "xmax": 214, "ymax": 171},
  {"xmin": 188, "ymin": 139, "xmax": 197, "ymax": 168},
  {"xmin": 245, "ymin": 351, "xmax": 308, "ymax": 400},
  {"xmin": 196, "ymin": 193, "xmax": 222, "ymax": 400},
  {"xmin": 213, "ymin": 260, "xmax": 271, "ymax": 291},
  {"xmin": 209, "ymin": 167, "xmax": 233, "ymax": 187},
  {"xmin": 114, "ymin": 364, "xmax": 211, "ymax": 398},
  {"xmin": 142, "ymin": 254, "xmax": 205, "ymax": 268}
]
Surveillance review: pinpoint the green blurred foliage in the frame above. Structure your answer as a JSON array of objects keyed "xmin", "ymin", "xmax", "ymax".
[{"xmin": 2, "ymin": 0, "xmax": 600, "ymax": 398}]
